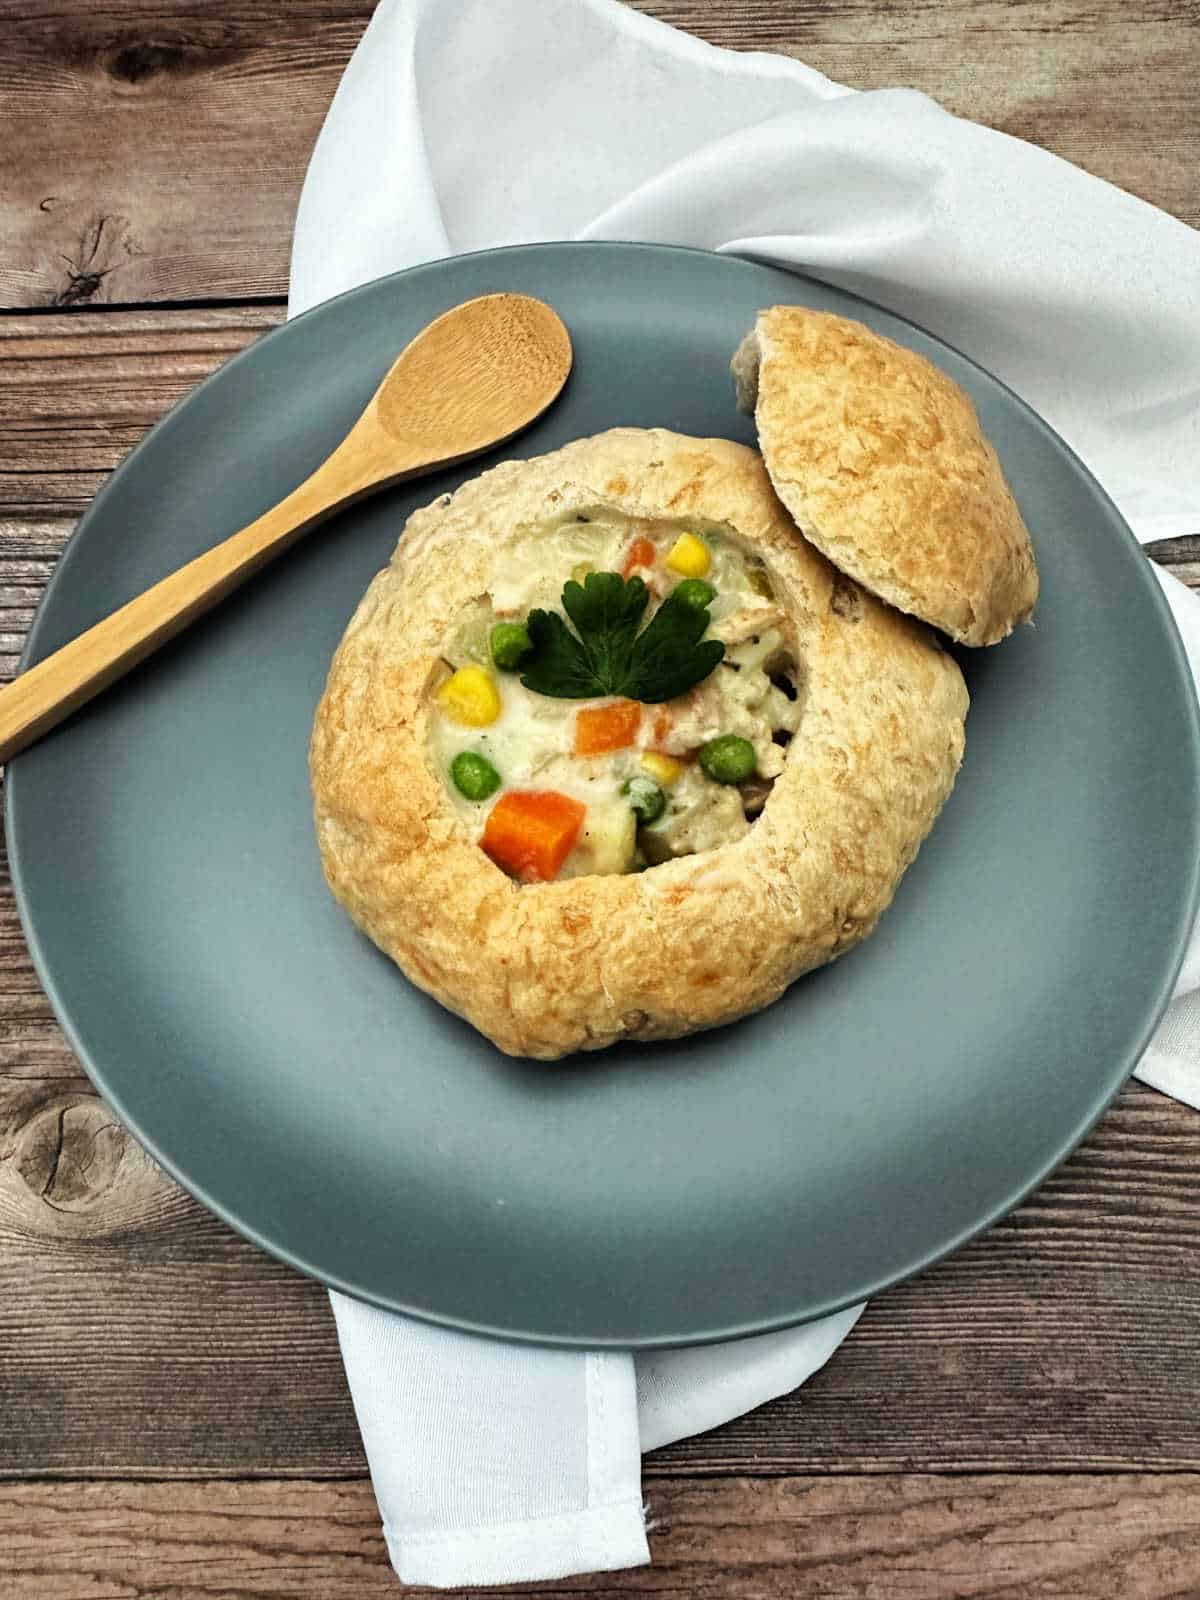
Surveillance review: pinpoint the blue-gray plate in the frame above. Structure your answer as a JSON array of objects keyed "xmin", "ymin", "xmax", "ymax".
[{"xmin": 8, "ymin": 244, "xmax": 1200, "ymax": 1346}]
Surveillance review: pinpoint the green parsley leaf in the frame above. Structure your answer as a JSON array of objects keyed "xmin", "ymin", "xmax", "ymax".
[
  {"xmin": 521, "ymin": 610, "xmax": 602, "ymax": 698},
  {"xmin": 520, "ymin": 572, "xmax": 725, "ymax": 703},
  {"xmin": 623, "ymin": 586, "xmax": 726, "ymax": 703},
  {"xmin": 562, "ymin": 571, "xmax": 651, "ymax": 689}
]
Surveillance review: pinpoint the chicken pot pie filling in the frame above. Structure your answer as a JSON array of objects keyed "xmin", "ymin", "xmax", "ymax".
[{"xmin": 429, "ymin": 512, "xmax": 803, "ymax": 882}]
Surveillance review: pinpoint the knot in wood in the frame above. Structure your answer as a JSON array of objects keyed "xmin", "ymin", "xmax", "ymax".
[
  {"xmin": 108, "ymin": 41, "xmax": 187, "ymax": 84},
  {"xmin": 2, "ymin": 1094, "xmax": 176, "ymax": 1241}
]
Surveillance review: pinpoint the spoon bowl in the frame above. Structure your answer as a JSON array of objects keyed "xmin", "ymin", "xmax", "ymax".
[{"xmin": 370, "ymin": 293, "xmax": 573, "ymax": 460}]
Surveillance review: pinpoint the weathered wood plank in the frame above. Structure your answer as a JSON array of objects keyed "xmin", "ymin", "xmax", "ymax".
[
  {"xmin": 0, "ymin": 3, "xmax": 365, "ymax": 309},
  {"xmin": 0, "ymin": 518, "xmax": 72, "ymax": 690},
  {"xmin": 1145, "ymin": 535, "xmax": 1200, "ymax": 592},
  {"xmin": 5, "ymin": 1071, "xmax": 1200, "ymax": 1478},
  {"xmin": 1, "ymin": 1, "xmax": 1196, "ymax": 309},
  {"xmin": 0, "ymin": 309, "xmax": 281, "ymax": 519},
  {"xmin": 0, "ymin": 826, "xmax": 86, "ymax": 1080},
  {"xmin": 6, "ymin": 1474, "xmax": 1200, "ymax": 1598}
]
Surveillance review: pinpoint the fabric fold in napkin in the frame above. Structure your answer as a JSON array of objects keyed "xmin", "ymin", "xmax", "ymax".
[
  {"xmin": 290, "ymin": 0, "xmax": 1200, "ymax": 1585},
  {"xmin": 332, "ymin": 1296, "xmax": 863, "ymax": 1586}
]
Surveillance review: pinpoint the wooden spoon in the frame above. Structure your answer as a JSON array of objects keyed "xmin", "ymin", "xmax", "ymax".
[{"xmin": 0, "ymin": 292, "xmax": 572, "ymax": 763}]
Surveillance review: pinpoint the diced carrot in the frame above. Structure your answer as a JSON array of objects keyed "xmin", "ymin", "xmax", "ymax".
[
  {"xmin": 622, "ymin": 536, "xmax": 656, "ymax": 577},
  {"xmin": 482, "ymin": 790, "xmax": 586, "ymax": 883},
  {"xmin": 574, "ymin": 699, "xmax": 642, "ymax": 757}
]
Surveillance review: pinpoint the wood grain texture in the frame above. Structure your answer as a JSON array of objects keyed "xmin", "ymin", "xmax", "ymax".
[
  {"xmin": 0, "ymin": 308, "xmax": 281, "ymax": 523},
  {"xmin": 7, "ymin": 1474, "xmax": 1200, "ymax": 1598},
  {"xmin": 1, "ymin": 0, "xmax": 1196, "ymax": 309},
  {"xmin": 0, "ymin": 2, "xmax": 365, "ymax": 309}
]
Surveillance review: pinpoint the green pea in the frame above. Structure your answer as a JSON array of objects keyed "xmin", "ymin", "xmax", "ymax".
[
  {"xmin": 672, "ymin": 578, "xmax": 716, "ymax": 611},
  {"xmin": 489, "ymin": 621, "xmax": 532, "ymax": 671},
  {"xmin": 621, "ymin": 774, "xmax": 666, "ymax": 825},
  {"xmin": 699, "ymin": 734, "xmax": 756, "ymax": 785},
  {"xmin": 451, "ymin": 751, "xmax": 501, "ymax": 802}
]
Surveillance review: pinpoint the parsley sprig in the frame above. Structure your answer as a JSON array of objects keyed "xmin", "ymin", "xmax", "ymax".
[{"xmin": 520, "ymin": 572, "xmax": 725, "ymax": 704}]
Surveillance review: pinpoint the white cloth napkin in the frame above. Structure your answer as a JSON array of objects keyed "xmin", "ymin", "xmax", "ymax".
[{"xmin": 290, "ymin": 0, "xmax": 1200, "ymax": 1585}]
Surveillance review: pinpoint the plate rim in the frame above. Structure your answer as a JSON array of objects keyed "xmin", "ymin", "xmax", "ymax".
[{"xmin": 8, "ymin": 240, "xmax": 1200, "ymax": 1348}]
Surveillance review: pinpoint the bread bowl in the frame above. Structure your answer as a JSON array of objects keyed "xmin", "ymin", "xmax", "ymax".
[{"xmin": 310, "ymin": 427, "xmax": 968, "ymax": 1058}]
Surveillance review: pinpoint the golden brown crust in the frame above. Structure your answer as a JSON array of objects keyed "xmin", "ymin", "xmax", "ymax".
[
  {"xmin": 310, "ymin": 429, "xmax": 968, "ymax": 1059},
  {"xmin": 736, "ymin": 307, "xmax": 1039, "ymax": 647}
]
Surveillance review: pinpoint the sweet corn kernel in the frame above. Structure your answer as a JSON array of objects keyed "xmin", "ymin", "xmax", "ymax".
[
  {"xmin": 436, "ymin": 665, "xmax": 501, "ymax": 727},
  {"xmin": 666, "ymin": 532, "xmax": 711, "ymax": 578},
  {"xmin": 640, "ymin": 750, "xmax": 684, "ymax": 787}
]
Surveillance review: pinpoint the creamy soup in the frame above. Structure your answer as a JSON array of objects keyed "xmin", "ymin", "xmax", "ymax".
[{"xmin": 429, "ymin": 512, "xmax": 802, "ymax": 882}]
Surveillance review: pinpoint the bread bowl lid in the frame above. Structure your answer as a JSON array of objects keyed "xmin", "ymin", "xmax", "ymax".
[{"xmin": 731, "ymin": 305, "xmax": 1039, "ymax": 647}]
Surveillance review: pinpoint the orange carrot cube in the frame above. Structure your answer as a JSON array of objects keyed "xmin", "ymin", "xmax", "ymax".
[
  {"xmin": 573, "ymin": 699, "xmax": 642, "ymax": 757},
  {"xmin": 481, "ymin": 790, "xmax": 586, "ymax": 882}
]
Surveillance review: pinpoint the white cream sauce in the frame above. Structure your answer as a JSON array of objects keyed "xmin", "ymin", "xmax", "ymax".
[{"xmin": 430, "ymin": 513, "xmax": 803, "ymax": 879}]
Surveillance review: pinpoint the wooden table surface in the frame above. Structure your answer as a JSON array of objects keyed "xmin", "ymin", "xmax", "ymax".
[{"xmin": 2, "ymin": 3, "xmax": 1198, "ymax": 1595}]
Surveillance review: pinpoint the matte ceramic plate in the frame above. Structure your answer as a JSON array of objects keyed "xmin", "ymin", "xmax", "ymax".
[{"xmin": 9, "ymin": 244, "xmax": 1200, "ymax": 1346}]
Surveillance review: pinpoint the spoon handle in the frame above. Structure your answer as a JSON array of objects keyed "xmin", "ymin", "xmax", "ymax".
[{"xmin": 0, "ymin": 434, "xmax": 422, "ymax": 765}]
